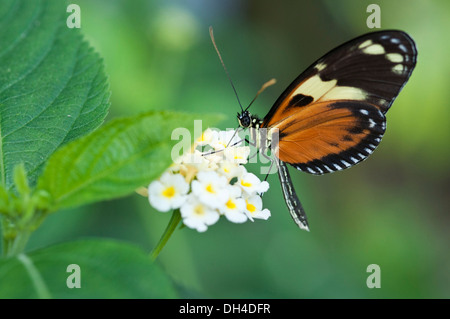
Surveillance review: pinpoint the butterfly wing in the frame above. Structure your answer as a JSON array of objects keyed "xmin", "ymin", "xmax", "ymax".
[
  {"xmin": 263, "ymin": 30, "xmax": 417, "ymax": 175},
  {"xmin": 276, "ymin": 158, "xmax": 309, "ymax": 230}
]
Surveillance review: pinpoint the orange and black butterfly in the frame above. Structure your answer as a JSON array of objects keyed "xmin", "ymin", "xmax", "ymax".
[{"xmin": 212, "ymin": 29, "xmax": 417, "ymax": 231}]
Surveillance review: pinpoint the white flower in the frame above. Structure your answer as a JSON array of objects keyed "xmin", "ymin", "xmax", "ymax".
[
  {"xmin": 147, "ymin": 128, "xmax": 272, "ymax": 232},
  {"xmin": 210, "ymin": 130, "xmax": 241, "ymax": 150},
  {"xmin": 220, "ymin": 185, "xmax": 247, "ymax": 223},
  {"xmin": 178, "ymin": 149, "xmax": 208, "ymax": 167},
  {"xmin": 200, "ymin": 151, "xmax": 222, "ymax": 170},
  {"xmin": 171, "ymin": 150, "xmax": 208, "ymax": 182},
  {"xmin": 244, "ymin": 195, "xmax": 271, "ymax": 221},
  {"xmin": 180, "ymin": 195, "xmax": 220, "ymax": 232},
  {"xmin": 238, "ymin": 169, "xmax": 270, "ymax": 195},
  {"xmin": 196, "ymin": 128, "xmax": 216, "ymax": 146},
  {"xmin": 224, "ymin": 146, "xmax": 251, "ymax": 164},
  {"xmin": 217, "ymin": 161, "xmax": 244, "ymax": 180},
  {"xmin": 191, "ymin": 171, "xmax": 229, "ymax": 209},
  {"xmin": 148, "ymin": 172, "xmax": 189, "ymax": 212}
]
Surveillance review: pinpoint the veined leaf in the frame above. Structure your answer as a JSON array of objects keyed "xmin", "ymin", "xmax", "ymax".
[
  {"xmin": 37, "ymin": 111, "xmax": 223, "ymax": 211},
  {"xmin": 0, "ymin": 239, "xmax": 178, "ymax": 298},
  {"xmin": 0, "ymin": 0, "xmax": 110, "ymax": 189}
]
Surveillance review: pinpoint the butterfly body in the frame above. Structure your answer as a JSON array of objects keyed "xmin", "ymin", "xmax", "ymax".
[{"xmin": 236, "ymin": 30, "xmax": 417, "ymax": 230}]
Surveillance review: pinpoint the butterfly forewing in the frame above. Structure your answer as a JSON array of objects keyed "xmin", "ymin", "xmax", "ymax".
[{"xmin": 263, "ymin": 30, "xmax": 417, "ymax": 175}]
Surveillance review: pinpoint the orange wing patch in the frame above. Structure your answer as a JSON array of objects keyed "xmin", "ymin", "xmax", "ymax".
[
  {"xmin": 272, "ymin": 100, "xmax": 386, "ymax": 175},
  {"xmin": 263, "ymin": 74, "xmax": 369, "ymax": 130}
]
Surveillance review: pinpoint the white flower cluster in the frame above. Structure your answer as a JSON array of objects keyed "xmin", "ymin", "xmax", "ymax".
[{"xmin": 148, "ymin": 129, "xmax": 271, "ymax": 232}]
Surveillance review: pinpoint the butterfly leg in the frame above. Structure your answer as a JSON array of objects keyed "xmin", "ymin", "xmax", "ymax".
[
  {"xmin": 225, "ymin": 127, "xmax": 242, "ymax": 147},
  {"xmin": 263, "ymin": 158, "xmax": 275, "ymax": 182},
  {"xmin": 257, "ymin": 157, "xmax": 275, "ymax": 199},
  {"xmin": 202, "ymin": 138, "xmax": 244, "ymax": 157},
  {"xmin": 240, "ymin": 137, "xmax": 262, "ymax": 162}
]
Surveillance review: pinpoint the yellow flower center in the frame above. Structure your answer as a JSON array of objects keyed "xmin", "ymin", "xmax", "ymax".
[
  {"xmin": 226, "ymin": 199, "xmax": 236, "ymax": 210},
  {"xmin": 206, "ymin": 184, "xmax": 215, "ymax": 193},
  {"xmin": 240, "ymin": 179, "xmax": 252, "ymax": 187},
  {"xmin": 194, "ymin": 205, "xmax": 205, "ymax": 216},
  {"xmin": 162, "ymin": 186, "xmax": 175, "ymax": 198},
  {"xmin": 246, "ymin": 201, "xmax": 256, "ymax": 213}
]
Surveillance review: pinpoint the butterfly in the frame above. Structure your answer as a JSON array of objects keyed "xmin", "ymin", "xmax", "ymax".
[{"xmin": 211, "ymin": 28, "xmax": 417, "ymax": 231}]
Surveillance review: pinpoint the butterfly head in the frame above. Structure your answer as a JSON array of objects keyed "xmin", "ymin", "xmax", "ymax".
[{"xmin": 237, "ymin": 110, "xmax": 252, "ymax": 128}]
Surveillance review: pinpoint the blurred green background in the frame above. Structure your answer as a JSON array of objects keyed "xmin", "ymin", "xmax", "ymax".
[{"xmin": 28, "ymin": 0, "xmax": 449, "ymax": 298}]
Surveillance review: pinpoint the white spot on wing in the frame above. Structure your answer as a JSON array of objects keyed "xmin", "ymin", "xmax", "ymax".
[
  {"xmin": 386, "ymin": 53, "xmax": 404, "ymax": 63},
  {"xmin": 293, "ymin": 73, "xmax": 368, "ymax": 103},
  {"xmin": 341, "ymin": 160, "xmax": 351, "ymax": 168},
  {"xmin": 392, "ymin": 64, "xmax": 404, "ymax": 74},
  {"xmin": 360, "ymin": 109, "xmax": 369, "ymax": 115},
  {"xmin": 363, "ymin": 44, "xmax": 385, "ymax": 55},
  {"xmin": 292, "ymin": 75, "xmax": 337, "ymax": 101},
  {"xmin": 399, "ymin": 44, "xmax": 408, "ymax": 52},
  {"xmin": 391, "ymin": 38, "xmax": 400, "ymax": 44},
  {"xmin": 379, "ymin": 99, "xmax": 388, "ymax": 107},
  {"xmin": 321, "ymin": 86, "xmax": 367, "ymax": 102},
  {"xmin": 358, "ymin": 39, "xmax": 373, "ymax": 49},
  {"xmin": 377, "ymin": 110, "xmax": 384, "ymax": 117},
  {"xmin": 315, "ymin": 62, "xmax": 327, "ymax": 71}
]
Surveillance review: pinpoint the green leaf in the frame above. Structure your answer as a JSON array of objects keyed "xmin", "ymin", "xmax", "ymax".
[
  {"xmin": 13, "ymin": 163, "xmax": 30, "ymax": 197},
  {"xmin": 0, "ymin": 0, "xmax": 110, "ymax": 189},
  {"xmin": 0, "ymin": 239, "xmax": 178, "ymax": 298},
  {"xmin": 37, "ymin": 111, "xmax": 223, "ymax": 211}
]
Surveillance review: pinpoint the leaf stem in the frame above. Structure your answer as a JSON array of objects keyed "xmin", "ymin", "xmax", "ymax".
[
  {"xmin": 5, "ymin": 230, "xmax": 31, "ymax": 258},
  {"xmin": 150, "ymin": 209, "xmax": 181, "ymax": 261},
  {"xmin": 17, "ymin": 254, "xmax": 52, "ymax": 299}
]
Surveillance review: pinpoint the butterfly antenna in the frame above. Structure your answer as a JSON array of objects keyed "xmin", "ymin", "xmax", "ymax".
[
  {"xmin": 209, "ymin": 26, "xmax": 244, "ymax": 112},
  {"xmin": 245, "ymin": 78, "xmax": 277, "ymax": 111}
]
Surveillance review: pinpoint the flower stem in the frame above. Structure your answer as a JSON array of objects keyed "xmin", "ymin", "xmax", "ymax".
[
  {"xmin": 3, "ymin": 229, "xmax": 31, "ymax": 258},
  {"xmin": 150, "ymin": 209, "xmax": 181, "ymax": 261}
]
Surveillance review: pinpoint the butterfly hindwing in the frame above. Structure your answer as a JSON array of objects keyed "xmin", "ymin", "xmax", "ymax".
[
  {"xmin": 275, "ymin": 100, "xmax": 385, "ymax": 175},
  {"xmin": 263, "ymin": 30, "xmax": 417, "ymax": 175}
]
